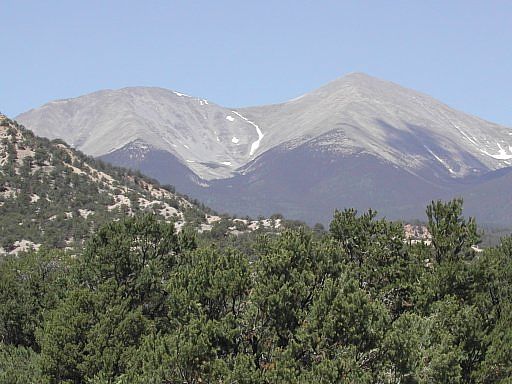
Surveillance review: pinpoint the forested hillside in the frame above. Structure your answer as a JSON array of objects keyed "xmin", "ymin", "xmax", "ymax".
[
  {"xmin": 0, "ymin": 114, "xmax": 282, "ymax": 254},
  {"xmin": 1, "ymin": 199, "xmax": 511, "ymax": 383}
]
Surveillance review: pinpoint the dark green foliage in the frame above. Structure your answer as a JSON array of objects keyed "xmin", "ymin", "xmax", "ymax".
[
  {"xmin": 427, "ymin": 197, "xmax": 480, "ymax": 263},
  {"xmin": 330, "ymin": 208, "xmax": 418, "ymax": 317},
  {"xmin": 1, "ymin": 196, "xmax": 511, "ymax": 383},
  {"xmin": 36, "ymin": 215, "xmax": 196, "ymax": 383},
  {"xmin": 0, "ymin": 249, "xmax": 71, "ymax": 348},
  {"xmin": 0, "ymin": 344, "xmax": 41, "ymax": 384}
]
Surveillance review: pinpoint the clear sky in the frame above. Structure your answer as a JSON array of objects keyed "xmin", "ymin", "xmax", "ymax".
[{"xmin": 1, "ymin": 0, "xmax": 511, "ymax": 126}]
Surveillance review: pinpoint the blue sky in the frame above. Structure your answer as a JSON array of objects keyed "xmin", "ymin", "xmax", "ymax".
[{"xmin": 1, "ymin": 1, "xmax": 511, "ymax": 125}]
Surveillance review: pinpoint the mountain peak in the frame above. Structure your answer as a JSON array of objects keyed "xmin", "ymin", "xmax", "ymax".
[
  {"xmin": 341, "ymin": 71, "xmax": 376, "ymax": 80},
  {"xmin": 318, "ymin": 72, "xmax": 406, "ymax": 94}
]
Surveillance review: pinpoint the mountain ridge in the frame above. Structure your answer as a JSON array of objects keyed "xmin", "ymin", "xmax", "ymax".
[{"xmin": 15, "ymin": 73, "xmax": 512, "ymax": 225}]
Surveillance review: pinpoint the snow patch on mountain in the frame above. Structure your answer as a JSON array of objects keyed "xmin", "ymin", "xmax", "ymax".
[
  {"xmin": 453, "ymin": 124, "xmax": 478, "ymax": 146},
  {"xmin": 173, "ymin": 91, "xmax": 190, "ymax": 97},
  {"xmin": 482, "ymin": 143, "xmax": 512, "ymax": 160},
  {"xmin": 424, "ymin": 145, "xmax": 455, "ymax": 175},
  {"xmin": 231, "ymin": 111, "xmax": 264, "ymax": 156}
]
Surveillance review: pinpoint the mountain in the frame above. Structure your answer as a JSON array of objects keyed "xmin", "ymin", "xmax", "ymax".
[
  {"xmin": 16, "ymin": 73, "xmax": 512, "ymax": 225},
  {"xmin": 16, "ymin": 87, "xmax": 263, "ymax": 181},
  {"xmin": 0, "ymin": 114, "xmax": 282, "ymax": 254},
  {"xmin": 239, "ymin": 73, "xmax": 512, "ymax": 176}
]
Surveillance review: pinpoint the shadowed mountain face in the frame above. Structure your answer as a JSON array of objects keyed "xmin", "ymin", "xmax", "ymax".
[
  {"xmin": 16, "ymin": 73, "xmax": 512, "ymax": 225},
  {"xmin": 460, "ymin": 167, "xmax": 512, "ymax": 224},
  {"xmin": 99, "ymin": 140, "xmax": 205, "ymax": 197},
  {"xmin": 205, "ymin": 144, "xmax": 453, "ymax": 224}
]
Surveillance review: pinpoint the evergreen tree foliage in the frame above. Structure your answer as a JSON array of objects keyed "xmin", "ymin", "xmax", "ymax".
[{"xmin": 0, "ymin": 199, "xmax": 511, "ymax": 382}]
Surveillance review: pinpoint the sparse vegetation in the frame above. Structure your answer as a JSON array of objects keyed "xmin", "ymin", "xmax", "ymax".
[{"xmin": 0, "ymin": 115, "xmax": 280, "ymax": 254}]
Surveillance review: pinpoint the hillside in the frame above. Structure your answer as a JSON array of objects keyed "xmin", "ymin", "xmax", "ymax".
[{"xmin": 0, "ymin": 114, "xmax": 281, "ymax": 253}]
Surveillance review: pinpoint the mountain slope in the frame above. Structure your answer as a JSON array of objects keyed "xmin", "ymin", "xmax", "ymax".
[
  {"xmin": 201, "ymin": 141, "xmax": 454, "ymax": 224},
  {"xmin": 460, "ymin": 167, "xmax": 512, "ymax": 224},
  {"xmin": 18, "ymin": 73, "xmax": 512, "ymax": 180},
  {"xmin": 16, "ymin": 87, "xmax": 263, "ymax": 180},
  {"xmin": 239, "ymin": 73, "xmax": 512, "ymax": 178},
  {"xmin": 98, "ymin": 140, "xmax": 209, "ymax": 200}
]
